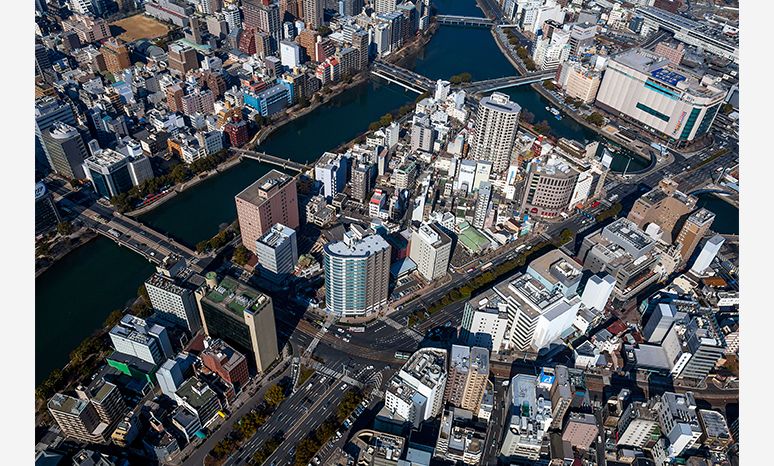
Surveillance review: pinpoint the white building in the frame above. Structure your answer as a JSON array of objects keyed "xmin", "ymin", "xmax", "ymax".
[
  {"xmin": 690, "ymin": 234, "xmax": 724, "ymax": 276},
  {"xmin": 471, "ymin": 92, "xmax": 521, "ymax": 173},
  {"xmin": 279, "ymin": 40, "xmax": 301, "ymax": 68},
  {"xmin": 580, "ymin": 274, "xmax": 616, "ymax": 312},
  {"xmin": 384, "ymin": 348, "xmax": 447, "ymax": 428},
  {"xmin": 500, "ymin": 374, "xmax": 553, "ymax": 460},
  {"xmin": 596, "ymin": 48, "xmax": 726, "ymax": 144},
  {"xmin": 654, "ymin": 392, "xmax": 703, "ymax": 458},
  {"xmin": 109, "ymin": 315, "xmax": 173, "ymax": 366},
  {"xmin": 145, "ymin": 274, "xmax": 202, "ymax": 333},
  {"xmin": 409, "ymin": 223, "xmax": 452, "ymax": 282},
  {"xmin": 455, "ymin": 160, "xmax": 477, "ymax": 194},
  {"xmin": 255, "ymin": 224, "xmax": 298, "ymax": 284},
  {"xmin": 461, "ymin": 295, "xmax": 510, "ymax": 353}
]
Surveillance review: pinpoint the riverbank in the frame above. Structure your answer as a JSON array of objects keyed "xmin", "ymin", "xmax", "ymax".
[
  {"xmin": 488, "ymin": 25, "xmax": 654, "ymax": 163},
  {"xmin": 35, "ymin": 229, "xmax": 98, "ymax": 278}
]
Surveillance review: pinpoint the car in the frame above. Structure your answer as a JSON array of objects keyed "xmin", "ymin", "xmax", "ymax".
[{"xmin": 340, "ymin": 383, "xmax": 348, "ymax": 390}]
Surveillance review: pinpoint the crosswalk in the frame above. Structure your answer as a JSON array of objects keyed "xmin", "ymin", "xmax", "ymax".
[{"xmin": 383, "ymin": 316, "xmax": 423, "ymax": 343}]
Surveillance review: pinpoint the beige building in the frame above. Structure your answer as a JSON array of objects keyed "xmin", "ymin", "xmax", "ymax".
[
  {"xmin": 519, "ymin": 154, "xmax": 579, "ymax": 219},
  {"xmin": 444, "ymin": 345, "xmax": 490, "ymax": 413},
  {"xmin": 561, "ymin": 413, "xmax": 598, "ymax": 451},
  {"xmin": 565, "ymin": 64, "xmax": 602, "ymax": 104},
  {"xmin": 235, "ymin": 170, "xmax": 299, "ymax": 254},
  {"xmin": 196, "ymin": 274, "xmax": 279, "ymax": 372},
  {"xmin": 409, "ymin": 222, "xmax": 452, "ymax": 282},
  {"xmin": 675, "ymin": 208, "xmax": 715, "ymax": 264},
  {"xmin": 654, "ymin": 40, "xmax": 685, "ymax": 66},
  {"xmin": 627, "ymin": 179, "xmax": 696, "ymax": 242}
]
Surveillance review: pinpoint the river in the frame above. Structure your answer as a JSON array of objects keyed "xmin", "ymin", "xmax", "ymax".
[{"xmin": 34, "ymin": 5, "xmax": 732, "ymax": 383}]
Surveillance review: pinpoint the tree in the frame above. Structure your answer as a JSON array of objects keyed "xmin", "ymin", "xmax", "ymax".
[
  {"xmin": 171, "ymin": 164, "xmax": 191, "ymax": 183},
  {"xmin": 585, "ymin": 112, "xmax": 605, "ymax": 127},
  {"xmin": 721, "ymin": 102, "xmax": 734, "ymax": 114},
  {"xmin": 104, "ymin": 309, "xmax": 124, "ymax": 328},
  {"xmin": 449, "ymin": 72, "xmax": 472, "ymax": 84},
  {"xmin": 533, "ymin": 120, "xmax": 551, "ymax": 135},
  {"xmin": 35, "ymin": 242, "xmax": 50, "ymax": 257},
  {"xmin": 317, "ymin": 25, "xmax": 332, "ymax": 36},
  {"xmin": 520, "ymin": 109, "xmax": 535, "ymax": 124},
  {"xmin": 265, "ymin": 384, "xmax": 286, "ymax": 408},
  {"xmin": 543, "ymin": 80, "xmax": 556, "ymax": 91},
  {"xmin": 232, "ymin": 245, "xmax": 250, "ymax": 266}
]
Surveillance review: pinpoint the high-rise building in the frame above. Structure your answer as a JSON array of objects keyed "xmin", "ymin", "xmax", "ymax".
[
  {"xmin": 235, "ymin": 170, "xmax": 300, "ymax": 254},
  {"xmin": 280, "ymin": 40, "xmax": 302, "ymax": 68},
  {"xmin": 145, "ymin": 274, "xmax": 202, "ymax": 333},
  {"xmin": 323, "ymin": 226, "xmax": 391, "ymax": 317},
  {"xmin": 500, "ymin": 374, "xmax": 553, "ymax": 460},
  {"xmin": 109, "ymin": 314, "xmax": 173, "ymax": 366},
  {"xmin": 653, "ymin": 392, "xmax": 703, "ymax": 457},
  {"xmin": 48, "ymin": 394, "xmax": 106, "ymax": 444},
  {"xmin": 168, "ymin": 43, "xmax": 199, "ymax": 76},
  {"xmin": 562, "ymin": 413, "xmax": 599, "ymax": 451},
  {"xmin": 302, "ymin": 0, "xmax": 323, "ymax": 29},
  {"xmin": 690, "ymin": 234, "xmax": 724, "ymax": 276},
  {"xmin": 580, "ymin": 273, "xmax": 616, "ymax": 312},
  {"xmin": 195, "ymin": 275, "xmax": 279, "ymax": 372},
  {"xmin": 255, "ymin": 223, "xmax": 298, "ymax": 284},
  {"xmin": 351, "ymin": 163, "xmax": 374, "ymax": 202},
  {"xmin": 35, "ymin": 97, "xmax": 77, "ymax": 171},
  {"xmin": 100, "ymin": 38, "xmax": 131, "ymax": 74},
  {"xmin": 383, "ymin": 348, "xmax": 447, "ymax": 428},
  {"xmin": 444, "ymin": 345, "xmax": 489, "ymax": 414},
  {"xmin": 83, "ymin": 149, "xmax": 135, "ymax": 198},
  {"xmin": 86, "ymin": 381, "xmax": 128, "ymax": 434},
  {"xmin": 41, "ymin": 122, "xmax": 88, "ymax": 180},
  {"xmin": 244, "ymin": 0, "xmax": 282, "ymax": 53},
  {"xmin": 374, "ymin": 0, "xmax": 397, "ymax": 13},
  {"xmin": 471, "ymin": 92, "xmax": 521, "ymax": 172},
  {"xmin": 596, "ymin": 48, "xmax": 725, "ymax": 145},
  {"xmin": 519, "ymin": 155, "xmax": 580, "ymax": 219},
  {"xmin": 473, "ymin": 181, "xmax": 492, "ymax": 229},
  {"xmin": 35, "ymin": 182, "xmax": 61, "ymax": 235},
  {"xmin": 35, "ymin": 43, "xmax": 51, "ymax": 78},
  {"xmin": 315, "ymin": 151, "xmax": 349, "ymax": 199},
  {"xmin": 627, "ymin": 179, "xmax": 696, "ymax": 242},
  {"xmin": 409, "ymin": 223, "xmax": 452, "ymax": 282},
  {"xmin": 200, "ymin": 338, "xmax": 250, "ymax": 394},
  {"xmin": 174, "ymin": 377, "xmax": 223, "ymax": 428},
  {"xmin": 675, "ymin": 208, "xmax": 715, "ymax": 264},
  {"xmin": 434, "ymin": 407, "xmax": 487, "ymax": 465},
  {"xmin": 460, "ymin": 295, "xmax": 510, "ymax": 353}
]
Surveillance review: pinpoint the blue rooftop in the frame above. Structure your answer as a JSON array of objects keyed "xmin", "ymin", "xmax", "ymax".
[{"xmin": 651, "ymin": 68, "xmax": 686, "ymax": 86}]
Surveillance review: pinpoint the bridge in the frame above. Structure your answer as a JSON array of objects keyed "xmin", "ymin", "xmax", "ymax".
[
  {"xmin": 464, "ymin": 70, "xmax": 557, "ymax": 93},
  {"xmin": 435, "ymin": 15, "xmax": 496, "ymax": 27},
  {"xmin": 370, "ymin": 60, "xmax": 435, "ymax": 94},
  {"xmin": 232, "ymin": 148, "xmax": 310, "ymax": 172}
]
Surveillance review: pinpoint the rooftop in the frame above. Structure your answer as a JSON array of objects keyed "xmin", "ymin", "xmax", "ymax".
[
  {"xmin": 258, "ymin": 223, "xmax": 295, "ymax": 248},
  {"xmin": 449, "ymin": 345, "xmax": 489, "ymax": 376},
  {"xmin": 528, "ymin": 249, "xmax": 582, "ymax": 288},
  {"xmin": 203, "ymin": 276, "xmax": 271, "ymax": 318},
  {"xmin": 324, "ymin": 232, "xmax": 390, "ymax": 258},
  {"xmin": 176, "ymin": 377, "xmax": 217, "ymax": 409},
  {"xmin": 84, "ymin": 148, "xmax": 127, "ymax": 169},
  {"xmin": 235, "ymin": 169, "xmax": 293, "ymax": 204}
]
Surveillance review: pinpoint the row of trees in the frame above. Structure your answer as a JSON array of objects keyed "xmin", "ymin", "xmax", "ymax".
[
  {"xmin": 449, "ymin": 72, "xmax": 472, "ymax": 84},
  {"xmin": 210, "ymin": 382, "xmax": 288, "ymax": 461},
  {"xmin": 196, "ymin": 224, "xmax": 237, "ymax": 254},
  {"xmin": 111, "ymin": 150, "xmax": 232, "ymax": 213},
  {"xmin": 585, "ymin": 112, "xmax": 606, "ymax": 127},
  {"xmin": 595, "ymin": 202, "xmax": 623, "ymax": 223},
  {"xmin": 292, "ymin": 389, "xmax": 364, "ymax": 466}
]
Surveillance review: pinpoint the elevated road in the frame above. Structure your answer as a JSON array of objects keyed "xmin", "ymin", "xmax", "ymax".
[{"xmin": 370, "ymin": 60, "xmax": 436, "ymax": 94}]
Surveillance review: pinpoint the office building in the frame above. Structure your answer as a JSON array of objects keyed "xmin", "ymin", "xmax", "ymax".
[
  {"xmin": 109, "ymin": 314, "xmax": 173, "ymax": 366},
  {"xmin": 196, "ymin": 275, "xmax": 279, "ymax": 372},
  {"xmin": 691, "ymin": 234, "xmax": 724, "ymax": 276},
  {"xmin": 244, "ymin": 0, "xmax": 282, "ymax": 53},
  {"xmin": 315, "ymin": 151, "xmax": 349, "ymax": 199},
  {"xmin": 444, "ymin": 345, "xmax": 489, "ymax": 414},
  {"xmin": 519, "ymin": 155, "xmax": 579, "ymax": 219},
  {"xmin": 628, "ymin": 179, "xmax": 696, "ymax": 242},
  {"xmin": 351, "ymin": 163, "xmax": 374, "ymax": 202},
  {"xmin": 580, "ymin": 273, "xmax": 616, "ymax": 312},
  {"xmin": 302, "ymin": 0, "xmax": 323, "ymax": 29},
  {"xmin": 145, "ymin": 0, "xmax": 195, "ymax": 27},
  {"xmin": 409, "ymin": 223, "xmax": 452, "ymax": 282},
  {"xmin": 460, "ymin": 292, "xmax": 510, "ymax": 353},
  {"xmin": 525, "ymin": 248, "xmax": 582, "ymax": 298},
  {"xmin": 500, "ymin": 374, "xmax": 553, "ymax": 461},
  {"xmin": 697, "ymin": 409, "xmax": 734, "ymax": 451},
  {"xmin": 562, "ymin": 413, "xmax": 598, "ymax": 451},
  {"xmin": 111, "ymin": 412, "xmax": 141, "ymax": 447},
  {"xmin": 35, "ymin": 97, "xmax": 77, "ymax": 170},
  {"xmin": 595, "ymin": 48, "xmax": 725, "ymax": 144},
  {"xmin": 171, "ymin": 406, "xmax": 202, "ymax": 444},
  {"xmin": 174, "ymin": 378, "xmax": 223, "ymax": 428},
  {"xmin": 156, "ymin": 355, "xmax": 189, "ymax": 397},
  {"xmin": 351, "ymin": 429, "xmax": 406, "ymax": 465},
  {"xmin": 145, "ymin": 274, "xmax": 202, "ymax": 333},
  {"xmin": 472, "ymin": 181, "xmax": 492, "ymax": 229},
  {"xmin": 255, "ymin": 223, "xmax": 298, "ymax": 284},
  {"xmin": 35, "ymin": 182, "xmax": 61, "ymax": 236},
  {"xmin": 471, "ymin": 92, "xmax": 521, "ymax": 172},
  {"xmin": 323, "ymin": 226, "xmax": 391, "ymax": 317},
  {"xmin": 101, "ymin": 38, "xmax": 131, "ymax": 74},
  {"xmin": 675, "ymin": 208, "xmax": 715, "ymax": 264},
  {"xmin": 655, "ymin": 40, "xmax": 685, "ymax": 66},
  {"xmin": 86, "ymin": 381, "xmax": 127, "ymax": 434},
  {"xmin": 280, "ymin": 40, "xmax": 301, "ymax": 68},
  {"xmin": 569, "ymin": 22, "xmax": 597, "ymax": 56},
  {"xmin": 653, "ymin": 392, "xmax": 702, "ymax": 457},
  {"xmin": 48, "ymin": 394, "xmax": 107, "ymax": 444},
  {"xmin": 579, "ymin": 218, "xmax": 661, "ymax": 300},
  {"xmin": 82, "ymin": 149, "xmax": 135, "ymax": 198},
  {"xmin": 410, "ymin": 121, "xmax": 435, "ymax": 153},
  {"xmin": 564, "ymin": 63, "xmax": 602, "ymax": 103},
  {"xmin": 434, "ymin": 407, "xmax": 487, "ymax": 465},
  {"xmin": 200, "ymin": 338, "xmax": 250, "ymax": 394},
  {"xmin": 35, "ymin": 43, "xmax": 51, "ymax": 78},
  {"xmin": 168, "ymin": 43, "xmax": 199, "ymax": 76},
  {"xmin": 383, "ymin": 348, "xmax": 447, "ymax": 428},
  {"xmin": 235, "ymin": 170, "xmax": 299, "ymax": 254}
]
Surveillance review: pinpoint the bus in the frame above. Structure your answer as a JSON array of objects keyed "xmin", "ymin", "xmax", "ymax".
[{"xmin": 394, "ymin": 351, "xmax": 412, "ymax": 360}]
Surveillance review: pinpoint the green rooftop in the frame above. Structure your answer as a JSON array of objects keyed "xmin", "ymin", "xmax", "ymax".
[
  {"xmin": 205, "ymin": 276, "xmax": 267, "ymax": 316},
  {"xmin": 458, "ymin": 223, "xmax": 490, "ymax": 254}
]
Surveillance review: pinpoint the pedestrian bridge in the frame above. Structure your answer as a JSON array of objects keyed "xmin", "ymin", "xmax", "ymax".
[{"xmin": 464, "ymin": 70, "xmax": 557, "ymax": 93}]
